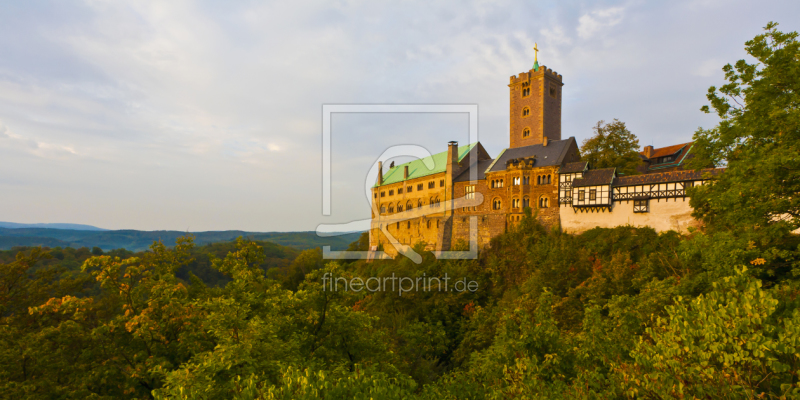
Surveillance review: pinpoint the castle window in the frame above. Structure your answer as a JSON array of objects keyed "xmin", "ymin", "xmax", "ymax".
[
  {"xmin": 537, "ymin": 176, "xmax": 541, "ymax": 185},
  {"xmin": 513, "ymin": 177, "xmax": 520, "ymax": 186},
  {"xmin": 407, "ymin": 201, "xmax": 413, "ymax": 210},
  {"xmin": 408, "ymin": 221, "xmax": 411, "ymax": 229},
  {"xmin": 499, "ymin": 179, "xmax": 504, "ymax": 187},
  {"xmin": 389, "ymin": 189, "xmax": 394, "ymax": 196},
  {"xmin": 418, "ymin": 200, "xmax": 423, "ymax": 208},
  {"xmin": 417, "ymin": 184, "xmax": 423, "ymax": 191},
  {"xmin": 578, "ymin": 190, "xmax": 585, "ymax": 201},
  {"xmin": 374, "ymin": 193, "xmax": 377, "ymax": 198},
  {"xmin": 388, "ymin": 205, "xmax": 394, "ymax": 213},
  {"xmin": 547, "ymin": 175, "xmax": 552, "ymax": 184},
  {"xmin": 397, "ymin": 222, "xmax": 400, "ymax": 229},
  {"xmin": 523, "ymin": 128, "xmax": 530, "ymax": 138},
  {"xmin": 589, "ymin": 189, "xmax": 597, "ymax": 201},
  {"xmin": 522, "ymin": 107, "xmax": 530, "ymax": 117},
  {"xmin": 427, "ymin": 220, "xmax": 431, "ymax": 228},
  {"xmin": 440, "ymin": 179, "xmax": 444, "ymax": 187},
  {"xmin": 539, "ymin": 196, "xmax": 549, "ymax": 208},
  {"xmin": 523, "ymin": 197, "xmax": 530, "ymax": 208},
  {"xmin": 380, "ymin": 205, "xmax": 386, "ymax": 213},
  {"xmin": 408, "ymin": 186, "xmax": 413, "ymax": 192},
  {"xmin": 398, "ymin": 204, "xmax": 403, "ymax": 212},
  {"xmin": 381, "ymin": 191, "xmax": 385, "ymax": 197},
  {"xmin": 437, "ymin": 220, "xmax": 439, "ymax": 228},
  {"xmin": 428, "ymin": 181, "xmax": 435, "ymax": 189},
  {"xmin": 465, "ymin": 185, "xmax": 475, "ymax": 200},
  {"xmin": 523, "ymin": 176, "xmax": 529, "ymax": 185},
  {"xmin": 398, "ymin": 188, "xmax": 403, "ymax": 194},
  {"xmin": 634, "ymin": 199, "xmax": 649, "ymax": 213},
  {"xmin": 512, "ymin": 198, "xmax": 520, "ymax": 208},
  {"xmin": 429, "ymin": 197, "xmax": 435, "ymax": 208},
  {"xmin": 549, "ymin": 86, "xmax": 556, "ymax": 98},
  {"xmin": 492, "ymin": 199, "xmax": 502, "ymax": 210}
]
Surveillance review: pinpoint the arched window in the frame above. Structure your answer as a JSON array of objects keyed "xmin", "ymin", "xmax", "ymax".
[
  {"xmin": 537, "ymin": 176, "xmax": 541, "ymax": 185},
  {"xmin": 492, "ymin": 198, "xmax": 502, "ymax": 210},
  {"xmin": 522, "ymin": 107, "xmax": 530, "ymax": 117},
  {"xmin": 427, "ymin": 220, "xmax": 431, "ymax": 228},
  {"xmin": 407, "ymin": 201, "xmax": 413, "ymax": 210},
  {"xmin": 523, "ymin": 128, "xmax": 530, "ymax": 138},
  {"xmin": 523, "ymin": 197, "xmax": 530, "ymax": 208},
  {"xmin": 380, "ymin": 204, "xmax": 386, "ymax": 214},
  {"xmin": 547, "ymin": 175, "xmax": 552, "ymax": 184},
  {"xmin": 429, "ymin": 197, "xmax": 435, "ymax": 208},
  {"xmin": 436, "ymin": 220, "xmax": 440, "ymax": 228},
  {"xmin": 397, "ymin": 203, "xmax": 403, "ymax": 212},
  {"xmin": 434, "ymin": 197, "xmax": 440, "ymax": 208},
  {"xmin": 512, "ymin": 198, "xmax": 520, "ymax": 208},
  {"xmin": 388, "ymin": 205, "xmax": 394, "ymax": 213},
  {"xmin": 539, "ymin": 196, "xmax": 549, "ymax": 208}
]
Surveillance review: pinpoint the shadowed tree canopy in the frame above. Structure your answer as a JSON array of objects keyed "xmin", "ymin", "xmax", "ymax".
[
  {"xmin": 580, "ymin": 119, "xmax": 641, "ymax": 175},
  {"xmin": 689, "ymin": 22, "xmax": 800, "ymax": 234}
]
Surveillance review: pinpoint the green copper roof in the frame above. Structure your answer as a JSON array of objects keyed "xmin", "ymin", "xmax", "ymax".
[
  {"xmin": 375, "ymin": 143, "xmax": 478, "ymax": 187},
  {"xmin": 533, "ymin": 60, "xmax": 539, "ymax": 72}
]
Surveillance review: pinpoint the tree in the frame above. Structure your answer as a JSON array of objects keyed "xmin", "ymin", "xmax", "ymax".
[
  {"xmin": 580, "ymin": 119, "xmax": 641, "ymax": 175},
  {"xmin": 689, "ymin": 22, "xmax": 800, "ymax": 234}
]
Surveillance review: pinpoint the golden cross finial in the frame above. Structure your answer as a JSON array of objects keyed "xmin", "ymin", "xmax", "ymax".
[{"xmin": 533, "ymin": 43, "xmax": 539, "ymax": 62}]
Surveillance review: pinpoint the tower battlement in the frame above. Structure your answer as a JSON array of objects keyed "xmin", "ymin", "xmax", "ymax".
[{"xmin": 509, "ymin": 66, "xmax": 563, "ymax": 84}]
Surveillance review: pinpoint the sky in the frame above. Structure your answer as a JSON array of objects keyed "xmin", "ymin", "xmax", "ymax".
[{"xmin": 0, "ymin": 0, "xmax": 797, "ymax": 232}]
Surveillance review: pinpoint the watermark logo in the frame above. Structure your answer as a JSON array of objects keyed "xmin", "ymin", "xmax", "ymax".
[
  {"xmin": 322, "ymin": 272, "xmax": 478, "ymax": 296},
  {"xmin": 316, "ymin": 105, "xmax": 483, "ymax": 264}
]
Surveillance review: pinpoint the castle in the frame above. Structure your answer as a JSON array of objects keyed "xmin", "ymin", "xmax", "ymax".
[{"xmin": 369, "ymin": 55, "xmax": 720, "ymax": 257}]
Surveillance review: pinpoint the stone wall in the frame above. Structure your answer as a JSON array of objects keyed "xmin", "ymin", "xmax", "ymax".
[{"xmin": 560, "ymin": 196, "xmax": 700, "ymax": 234}]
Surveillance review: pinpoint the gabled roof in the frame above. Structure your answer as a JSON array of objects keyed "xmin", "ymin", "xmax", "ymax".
[
  {"xmin": 572, "ymin": 168, "xmax": 616, "ymax": 188},
  {"xmin": 454, "ymin": 158, "xmax": 495, "ymax": 182},
  {"xmin": 641, "ymin": 142, "xmax": 692, "ymax": 159},
  {"xmin": 486, "ymin": 138, "xmax": 577, "ymax": 173},
  {"xmin": 560, "ymin": 161, "xmax": 588, "ymax": 173},
  {"xmin": 644, "ymin": 142, "xmax": 695, "ymax": 172},
  {"xmin": 375, "ymin": 143, "xmax": 479, "ymax": 187}
]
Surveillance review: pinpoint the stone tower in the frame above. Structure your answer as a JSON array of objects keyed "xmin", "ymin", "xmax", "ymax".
[{"xmin": 508, "ymin": 64, "xmax": 563, "ymax": 148}]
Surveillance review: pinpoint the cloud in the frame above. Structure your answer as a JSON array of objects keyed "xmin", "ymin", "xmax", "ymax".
[{"xmin": 577, "ymin": 7, "xmax": 625, "ymax": 39}]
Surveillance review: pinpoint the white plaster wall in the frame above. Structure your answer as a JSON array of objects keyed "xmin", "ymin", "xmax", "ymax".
[{"xmin": 560, "ymin": 197, "xmax": 700, "ymax": 234}]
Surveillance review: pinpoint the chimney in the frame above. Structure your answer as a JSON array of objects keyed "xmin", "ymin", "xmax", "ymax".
[
  {"xmin": 404, "ymin": 165, "xmax": 409, "ymax": 179},
  {"xmin": 643, "ymin": 145, "xmax": 654, "ymax": 158},
  {"xmin": 447, "ymin": 141, "xmax": 459, "ymax": 167},
  {"xmin": 542, "ymin": 136, "xmax": 548, "ymax": 147},
  {"xmin": 377, "ymin": 161, "xmax": 383, "ymax": 185}
]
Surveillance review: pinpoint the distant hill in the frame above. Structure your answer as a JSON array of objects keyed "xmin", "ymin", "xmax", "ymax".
[
  {"xmin": 0, "ymin": 221, "xmax": 107, "ymax": 231},
  {"xmin": 0, "ymin": 227, "xmax": 362, "ymax": 252}
]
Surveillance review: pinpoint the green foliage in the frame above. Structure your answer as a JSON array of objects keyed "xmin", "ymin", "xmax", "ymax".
[
  {"xmin": 580, "ymin": 119, "xmax": 641, "ymax": 175},
  {"xmin": 690, "ymin": 22, "xmax": 800, "ymax": 235},
  {"xmin": 1, "ymin": 24, "xmax": 799, "ymax": 400}
]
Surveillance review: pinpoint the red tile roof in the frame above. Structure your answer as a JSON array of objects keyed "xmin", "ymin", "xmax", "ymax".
[{"xmin": 641, "ymin": 142, "xmax": 692, "ymax": 159}]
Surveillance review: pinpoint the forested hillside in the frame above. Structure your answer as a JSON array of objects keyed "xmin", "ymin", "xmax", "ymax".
[
  {"xmin": 0, "ymin": 24, "xmax": 798, "ymax": 399},
  {"xmin": 0, "ymin": 227, "xmax": 361, "ymax": 252}
]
